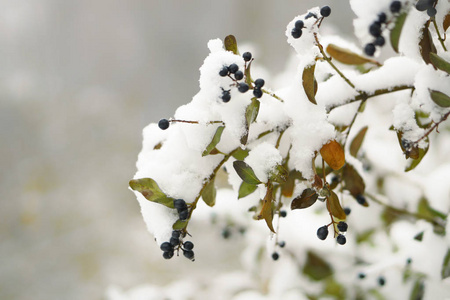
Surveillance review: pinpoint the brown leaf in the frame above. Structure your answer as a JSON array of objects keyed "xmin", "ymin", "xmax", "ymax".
[
  {"xmin": 350, "ymin": 126, "xmax": 368, "ymax": 158},
  {"xmin": 326, "ymin": 44, "xmax": 379, "ymax": 65},
  {"xmin": 259, "ymin": 185, "xmax": 275, "ymax": 233},
  {"xmin": 443, "ymin": 13, "xmax": 450, "ymax": 32},
  {"xmin": 419, "ymin": 23, "xmax": 437, "ymax": 66},
  {"xmin": 224, "ymin": 35, "xmax": 239, "ymax": 55},
  {"xmin": 342, "ymin": 164, "xmax": 365, "ymax": 197},
  {"xmin": 302, "ymin": 63, "xmax": 317, "ymax": 105},
  {"xmin": 320, "ymin": 140, "xmax": 345, "ymax": 170},
  {"xmin": 327, "ymin": 191, "xmax": 346, "ymax": 220},
  {"xmin": 291, "ymin": 188, "xmax": 318, "ymax": 210}
]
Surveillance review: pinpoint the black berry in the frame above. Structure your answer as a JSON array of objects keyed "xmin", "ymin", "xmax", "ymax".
[
  {"xmin": 253, "ymin": 88, "xmax": 263, "ymax": 98},
  {"xmin": 416, "ymin": 0, "xmax": 434, "ymax": 12},
  {"xmin": 170, "ymin": 237, "xmax": 180, "ymax": 246},
  {"xmin": 344, "ymin": 207, "xmax": 351, "ymax": 216},
  {"xmin": 222, "ymin": 227, "xmax": 231, "ymax": 239},
  {"xmin": 355, "ymin": 194, "xmax": 367, "ymax": 205},
  {"xmin": 320, "ymin": 6, "xmax": 331, "ymax": 17},
  {"xmin": 183, "ymin": 241, "xmax": 194, "ymax": 250},
  {"xmin": 369, "ymin": 23, "xmax": 382, "ymax": 37},
  {"xmin": 291, "ymin": 27, "xmax": 302, "ymax": 39},
  {"xmin": 374, "ymin": 36, "xmax": 386, "ymax": 46},
  {"xmin": 228, "ymin": 63, "xmax": 239, "ymax": 74},
  {"xmin": 278, "ymin": 241, "xmax": 286, "ymax": 248},
  {"xmin": 179, "ymin": 209, "xmax": 189, "ymax": 221},
  {"xmin": 172, "ymin": 231, "xmax": 181, "ymax": 238},
  {"xmin": 243, "ymin": 52, "xmax": 252, "ymax": 62},
  {"xmin": 295, "ymin": 20, "xmax": 304, "ymax": 29},
  {"xmin": 162, "ymin": 251, "xmax": 174, "ymax": 259},
  {"xmin": 158, "ymin": 119, "xmax": 170, "ymax": 130},
  {"xmin": 221, "ymin": 90, "xmax": 231, "ymax": 103},
  {"xmin": 427, "ymin": 7, "xmax": 437, "ymax": 17},
  {"xmin": 219, "ymin": 66, "xmax": 229, "ymax": 77},
  {"xmin": 364, "ymin": 43, "xmax": 376, "ymax": 56},
  {"xmin": 378, "ymin": 276, "xmax": 386, "ymax": 286},
  {"xmin": 337, "ymin": 221, "xmax": 348, "ymax": 232},
  {"xmin": 160, "ymin": 242, "xmax": 173, "ymax": 252},
  {"xmin": 237, "ymin": 82, "xmax": 249, "ymax": 93},
  {"xmin": 317, "ymin": 226, "xmax": 329, "ymax": 240},
  {"xmin": 378, "ymin": 13, "xmax": 387, "ymax": 23},
  {"xmin": 336, "ymin": 234, "xmax": 346, "ymax": 245},
  {"xmin": 174, "ymin": 199, "xmax": 187, "ymax": 210},
  {"xmin": 406, "ymin": 258, "xmax": 412, "ymax": 265},
  {"xmin": 254, "ymin": 78, "xmax": 265, "ymax": 88},
  {"xmin": 279, "ymin": 210, "xmax": 287, "ymax": 218},
  {"xmin": 390, "ymin": 1, "xmax": 402, "ymax": 13},
  {"xmin": 272, "ymin": 252, "xmax": 280, "ymax": 261},
  {"xmin": 183, "ymin": 249, "xmax": 195, "ymax": 260},
  {"xmin": 234, "ymin": 70, "xmax": 244, "ymax": 80},
  {"xmin": 358, "ymin": 272, "xmax": 366, "ymax": 279}
]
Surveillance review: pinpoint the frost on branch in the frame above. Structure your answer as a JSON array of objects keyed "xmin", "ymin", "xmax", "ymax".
[{"xmin": 128, "ymin": 2, "xmax": 450, "ymax": 299}]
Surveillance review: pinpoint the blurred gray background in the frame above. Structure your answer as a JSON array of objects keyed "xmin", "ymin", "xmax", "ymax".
[{"xmin": 0, "ymin": 1, "xmax": 353, "ymax": 299}]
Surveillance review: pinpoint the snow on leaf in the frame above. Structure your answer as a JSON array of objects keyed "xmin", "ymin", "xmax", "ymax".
[
  {"xmin": 291, "ymin": 188, "xmax": 318, "ymax": 210},
  {"xmin": 202, "ymin": 126, "xmax": 225, "ymax": 156}
]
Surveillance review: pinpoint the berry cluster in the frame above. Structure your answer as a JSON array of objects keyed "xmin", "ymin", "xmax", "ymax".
[
  {"xmin": 415, "ymin": 0, "xmax": 437, "ymax": 17},
  {"xmin": 160, "ymin": 230, "xmax": 195, "ymax": 261},
  {"xmin": 218, "ymin": 61, "xmax": 248, "ymax": 102},
  {"xmin": 317, "ymin": 221, "xmax": 348, "ymax": 245},
  {"xmin": 364, "ymin": 1, "xmax": 403, "ymax": 56},
  {"xmin": 174, "ymin": 199, "xmax": 189, "ymax": 221},
  {"xmin": 290, "ymin": 6, "xmax": 331, "ymax": 40}
]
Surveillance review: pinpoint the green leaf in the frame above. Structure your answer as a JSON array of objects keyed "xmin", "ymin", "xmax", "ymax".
[
  {"xmin": 429, "ymin": 89, "xmax": 450, "ymax": 108},
  {"xmin": 245, "ymin": 98, "xmax": 260, "ymax": 125},
  {"xmin": 172, "ymin": 219, "xmax": 188, "ymax": 230},
  {"xmin": 291, "ymin": 188, "xmax": 318, "ymax": 210},
  {"xmin": 442, "ymin": 249, "xmax": 450, "ymax": 279},
  {"xmin": 202, "ymin": 126, "xmax": 225, "ymax": 156},
  {"xmin": 342, "ymin": 164, "xmax": 366, "ymax": 198},
  {"xmin": 326, "ymin": 43, "xmax": 379, "ymax": 65},
  {"xmin": 233, "ymin": 161, "xmax": 262, "ymax": 184},
  {"xmin": 129, "ymin": 178, "xmax": 174, "ymax": 208},
  {"xmin": 232, "ymin": 147, "xmax": 249, "ymax": 160},
  {"xmin": 419, "ymin": 24, "xmax": 437, "ymax": 65},
  {"xmin": 430, "ymin": 53, "xmax": 450, "ymax": 74},
  {"xmin": 269, "ymin": 164, "xmax": 288, "ymax": 183},
  {"xmin": 303, "ymin": 251, "xmax": 333, "ymax": 281},
  {"xmin": 224, "ymin": 35, "xmax": 239, "ymax": 55},
  {"xmin": 390, "ymin": 12, "xmax": 407, "ymax": 53},
  {"xmin": 327, "ymin": 191, "xmax": 346, "ymax": 220},
  {"xmin": 417, "ymin": 197, "xmax": 447, "ymax": 221},
  {"xmin": 409, "ymin": 280, "xmax": 425, "ymax": 300},
  {"xmin": 201, "ymin": 179, "xmax": 216, "ymax": 207},
  {"xmin": 405, "ymin": 138, "xmax": 429, "ymax": 172},
  {"xmin": 302, "ymin": 63, "xmax": 317, "ymax": 105},
  {"xmin": 350, "ymin": 126, "xmax": 368, "ymax": 158},
  {"xmin": 238, "ymin": 181, "xmax": 258, "ymax": 199}
]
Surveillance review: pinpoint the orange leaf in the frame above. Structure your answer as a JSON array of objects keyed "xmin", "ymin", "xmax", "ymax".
[{"xmin": 320, "ymin": 140, "xmax": 345, "ymax": 170}]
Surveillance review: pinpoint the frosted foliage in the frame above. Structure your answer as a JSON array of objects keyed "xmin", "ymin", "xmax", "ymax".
[{"xmin": 129, "ymin": 2, "xmax": 450, "ymax": 300}]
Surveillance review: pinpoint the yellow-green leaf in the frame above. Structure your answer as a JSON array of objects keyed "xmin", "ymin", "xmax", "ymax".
[
  {"xmin": 202, "ymin": 126, "xmax": 225, "ymax": 156},
  {"xmin": 246, "ymin": 98, "xmax": 260, "ymax": 125},
  {"xmin": 442, "ymin": 249, "xmax": 450, "ymax": 279},
  {"xmin": 291, "ymin": 188, "xmax": 318, "ymax": 210},
  {"xmin": 201, "ymin": 179, "xmax": 216, "ymax": 207},
  {"xmin": 326, "ymin": 44, "xmax": 379, "ymax": 65},
  {"xmin": 390, "ymin": 12, "xmax": 407, "ymax": 53},
  {"xmin": 350, "ymin": 126, "xmax": 368, "ymax": 158},
  {"xmin": 429, "ymin": 89, "xmax": 450, "ymax": 108},
  {"xmin": 129, "ymin": 178, "xmax": 174, "ymax": 208},
  {"xmin": 232, "ymin": 147, "xmax": 249, "ymax": 160},
  {"xmin": 327, "ymin": 191, "xmax": 346, "ymax": 220},
  {"xmin": 172, "ymin": 219, "xmax": 188, "ymax": 230},
  {"xmin": 320, "ymin": 140, "xmax": 346, "ymax": 170},
  {"xmin": 224, "ymin": 35, "xmax": 239, "ymax": 55},
  {"xmin": 302, "ymin": 63, "xmax": 317, "ymax": 105},
  {"xmin": 238, "ymin": 181, "xmax": 258, "ymax": 199},
  {"xmin": 233, "ymin": 161, "xmax": 262, "ymax": 184},
  {"xmin": 430, "ymin": 53, "xmax": 450, "ymax": 74}
]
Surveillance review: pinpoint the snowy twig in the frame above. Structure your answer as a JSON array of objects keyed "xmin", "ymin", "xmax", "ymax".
[{"xmin": 414, "ymin": 110, "xmax": 450, "ymax": 144}]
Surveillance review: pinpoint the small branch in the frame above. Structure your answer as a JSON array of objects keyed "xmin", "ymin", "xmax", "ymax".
[
  {"xmin": 414, "ymin": 110, "xmax": 450, "ymax": 144},
  {"xmin": 275, "ymin": 130, "xmax": 285, "ymax": 149},
  {"xmin": 262, "ymin": 89, "xmax": 284, "ymax": 102},
  {"xmin": 343, "ymin": 99, "xmax": 366, "ymax": 149},
  {"xmin": 170, "ymin": 119, "xmax": 225, "ymax": 125},
  {"xmin": 432, "ymin": 18, "xmax": 448, "ymax": 51}
]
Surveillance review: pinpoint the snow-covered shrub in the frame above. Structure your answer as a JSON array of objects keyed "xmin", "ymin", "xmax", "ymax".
[{"xmin": 127, "ymin": 1, "xmax": 450, "ymax": 299}]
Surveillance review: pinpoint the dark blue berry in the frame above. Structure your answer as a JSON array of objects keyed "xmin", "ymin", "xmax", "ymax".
[
  {"xmin": 222, "ymin": 227, "xmax": 231, "ymax": 239},
  {"xmin": 174, "ymin": 199, "xmax": 187, "ymax": 210},
  {"xmin": 378, "ymin": 13, "xmax": 387, "ymax": 23},
  {"xmin": 253, "ymin": 88, "xmax": 263, "ymax": 98},
  {"xmin": 344, "ymin": 207, "xmax": 351, "ymax": 216},
  {"xmin": 355, "ymin": 194, "xmax": 367, "ymax": 205},
  {"xmin": 272, "ymin": 252, "xmax": 280, "ymax": 261},
  {"xmin": 427, "ymin": 7, "xmax": 437, "ymax": 17},
  {"xmin": 336, "ymin": 234, "xmax": 346, "ymax": 245},
  {"xmin": 221, "ymin": 90, "xmax": 231, "ymax": 103},
  {"xmin": 369, "ymin": 23, "xmax": 382, "ymax": 37},
  {"xmin": 278, "ymin": 241, "xmax": 286, "ymax": 248},
  {"xmin": 390, "ymin": 1, "xmax": 402, "ymax": 13},
  {"xmin": 375, "ymin": 36, "xmax": 385, "ymax": 46},
  {"xmin": 172, "ymin": 230, "xmax": 181, "ymax": 238},
  {"xmin": 364, "ymin": 43, "xmax": 376, "ymax": 56},
  {"xmin": 183, "ymin": 241, "xmax": 194, "ymax": 250},
  {"xmin": 291, "ymin": 27, "xmax": 302, "ymax": 39},
  {"xmin": 279, "ymin": 210, "xmax": 287, "ymax": 218},
  {"xmin": 320, "ymin": 6, "xmax": 331, "ymax": 17},
  {"xmin": 234, "ymin": 70, "xmax": 244, "ymax": 80},
  {"xmin": 170, "ymin": 237, "xmax": 180, "ymax": 246},
  {"xmin": 162, "ymin": 251, "xmax": 174, "ymax": 259},
  {"xmin": 358, "ymin": 272, "xmax": 366, "ymax": 279},
  {"xmin": 295, "ymin": 20, "xmax": 304, "ymax": 29},
  {"xmin": 243, "ymin": 52, "xmax": 252, "ymax": 62},
  {"xmin": 237, "ymin": 82, "xmax": 249, "ymax": 93},
  {"xmin": 254, "ymin": 78, "xmax": 265, "ymax": 88},
  {"xmin": 228, "ymin": 63, "xmax": 239, "ymax": 74},
  {"xmin": 378, "ymin": 276, "xmax": 386, "ymax": 286},
  {"xmin": 158, "ymin": 119, "xmax": 170, "ymax": 130},
  {"xmin": 179, "ymin": 209, "xmax": 189, "ymax": 221},
  {"xmin": 219, "ymin": 66, "xmax": 229, "ymax": 77},
  {"xmin": 160, "ymin": 242, "xmax": 173, "ymax": 252},
  {"xmin": 406, "ymin": 258, "xmax": 412, "ymax": 265},
  {"xmin": 183, "ymin": 249, "xmax": 195, "ymax": 260},
  {"xmin": 416, "ymin": 0, "xmax": 434, "ymax": 12},
  {"xmin": 317, "ymin": 226, "xmax": 329, "ymax": 240},
  {"xmin": 337, "ymin": 221, "xmax": 348, "ymax": 232}
]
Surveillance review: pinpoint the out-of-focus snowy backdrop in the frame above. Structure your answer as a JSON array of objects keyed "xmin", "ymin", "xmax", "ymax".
[{"xmin": 0, "ymin": 1, "xmax": 354, "ymax": 299}]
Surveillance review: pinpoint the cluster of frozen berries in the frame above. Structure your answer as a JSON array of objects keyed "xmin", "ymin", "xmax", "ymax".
[
  {"xmin": 271, "ymin": 210, "xmax": 288, "ymax": 261},
  {"xmin": 317, "ymin": 221, "xmax": 348, "ymax": 245},
  {"xmin": 290, "ymin": 6, "xmax": 331, "ymax": 39},
  {"xmin": 159, "ymin": 230, "xmax": 195, "ymax": 260},
  {"xmin": 415, "ymin": 0, "xmax": 437, "ymax": 17}
]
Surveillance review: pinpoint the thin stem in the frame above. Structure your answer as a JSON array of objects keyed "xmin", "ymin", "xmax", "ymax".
[
  {"xmin": 414, "ymin": 110, "xmax": 450, "ymax": 144},
  {"xmin": 262, "ymin": 89, "xmax": 284, "ymax": 102},
  {"xmin": 170, "ymin": 119, "xmax": 225, "ymax": 125},
  {"xmin": 275, "ymin": 130, "xmax": 285, "ymax": 149},
  {"xmin": 343, "ymin": 99, "xmax": 366, "ymax": 148},
  {"xmin": 432, "ymin": 18, "xmax": 448, "ymax": 51}
]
